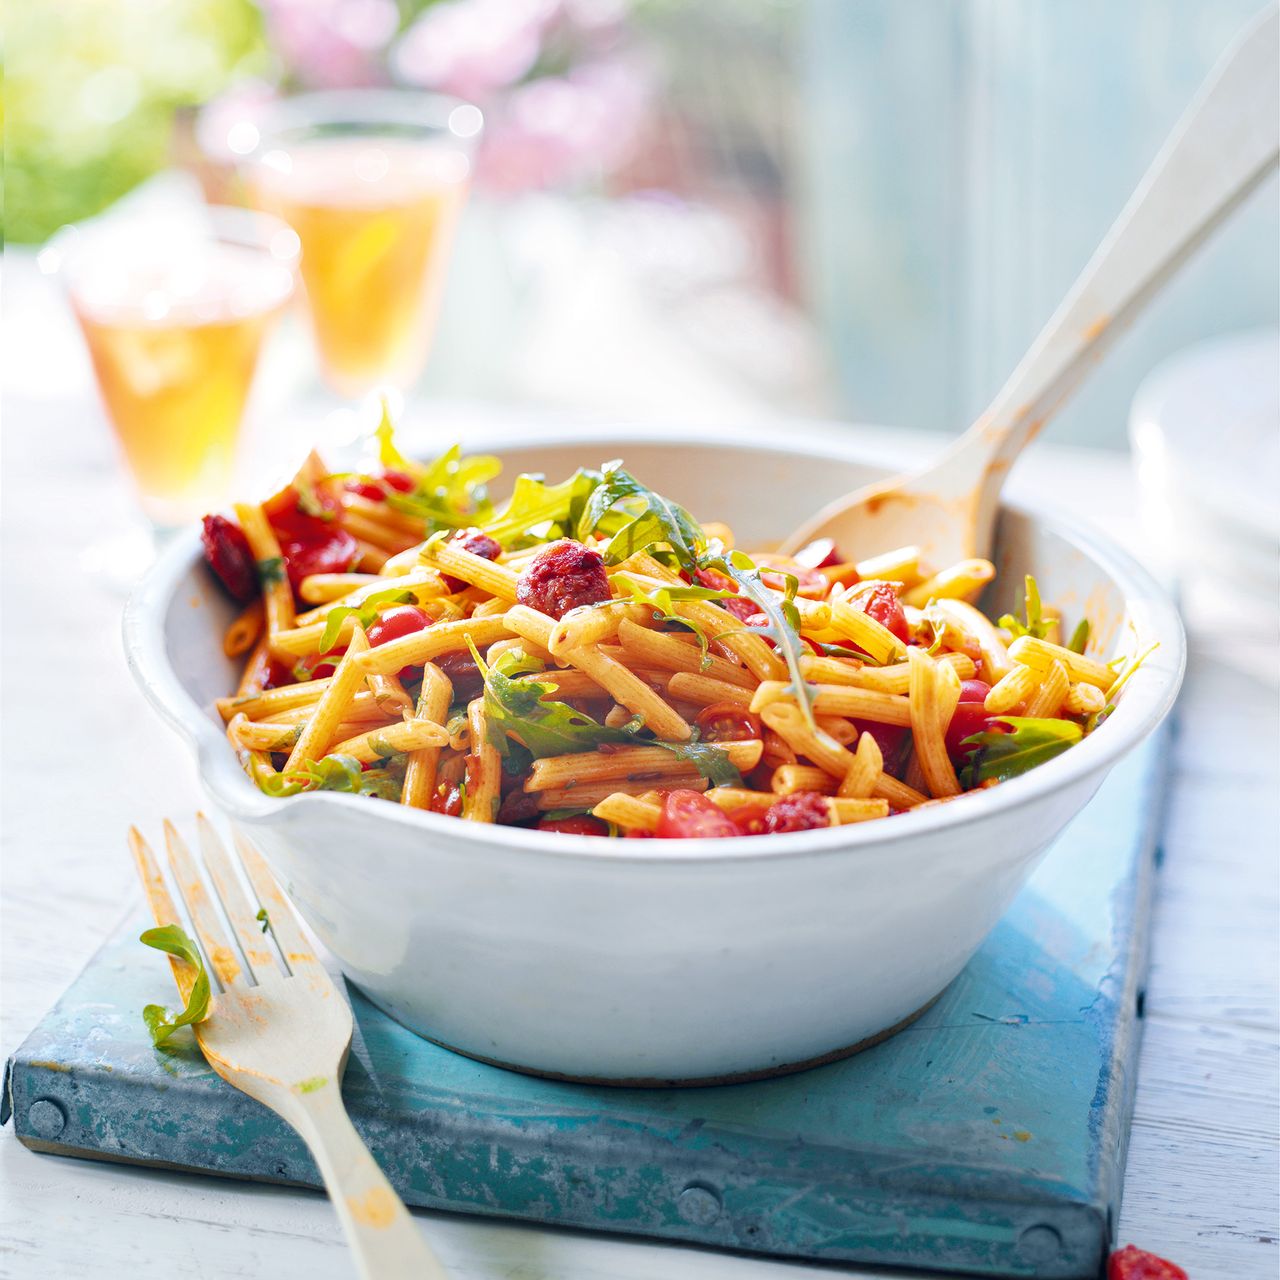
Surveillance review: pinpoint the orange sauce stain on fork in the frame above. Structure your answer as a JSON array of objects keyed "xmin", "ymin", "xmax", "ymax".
[{"xmin": 347, "ymin": 1185, "xmax": 398, "ymax": 1228}]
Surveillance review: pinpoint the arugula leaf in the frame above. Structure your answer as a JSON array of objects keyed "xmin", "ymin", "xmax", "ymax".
[
  {"xmin": 255, "ymin": 908, "xmax": 270, "ymax": 934},
  {"xmin": 960, "ymin": 716, "xmax": 1083, "ymax": 785},
  {"xmin": 482, "ymin": 468, "xmax": 602, "ymax": 547},
  {"xmin": 140, "ymin": 924, "xmax": 211, "ymax": 1047},
  {"xmin": 653, "ymin": 740, "xmax": 744, "ymax": 788},
  {"xmin": 999, "ymin": 575, "xmax": 1051, "ymax": 640},
  {"xmin": 318, "ymin": 586, "xmax": 416, "ymax": 653},
  {"xmin": 697, "ymin": 548, "xmax": 818, "ymax": 730},
  {"xmin": 373, "ymin": 395, "xmax": 417, "ymax": 474},
  {"xmin": 470, "ymin": 638, "xmax": 634, "ymax": 757},
  {"xmin": 1067, "ymin": 618, "xmax": 1091, "ymax": 654},
  {"xmin": 260, "ymin": 753, "xmax": 368, "ymax": 798},
  {"xmin": 1106, "ymin": 640, "xmax": 1159, "ymax": 702},
  {"xmin": 257, "ymin": 556, "xmax": 285, "ymax": 587},
  {"xmin": 577, "ymin": 461, "xmax": 704, "ymax": 575},
  {"xmin": 295, "ymin": 477, "xmax": 335, "ymax": 521},
  {"xmin": 470, "ymin": 641, "xmax": 741, "ymax": 785}
]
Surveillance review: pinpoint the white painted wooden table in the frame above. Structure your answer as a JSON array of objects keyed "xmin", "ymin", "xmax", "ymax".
[{"xmin": 2, "ymin": 276, "xmax": 1276, "ymax": 1278}]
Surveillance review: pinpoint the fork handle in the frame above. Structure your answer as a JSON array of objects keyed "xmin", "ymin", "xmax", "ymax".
[{"xmin": 284, "ymin": 1079, "xmax": 448, "ymax": 1280}]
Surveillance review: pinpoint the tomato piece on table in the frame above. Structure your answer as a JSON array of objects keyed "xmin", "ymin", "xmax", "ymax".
[
  {"xmin": 695, "ymin": 704, "xmax": 763, "ymax": 743},
  {"xmin": 1107, "ymin": 1246, "xmax": 1188, "ymax": 1280},
  {"xmin": 656, "ymin": 790, "xmax": 741, "ymax": 839},
  {"xmin": 536, "ymin": 815, "xmax": 611, "ymax": 837}
]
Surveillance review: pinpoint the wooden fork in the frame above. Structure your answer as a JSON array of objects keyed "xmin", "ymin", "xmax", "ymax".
[{"xmin": 129, "ymin": 816, "xmax": 447, "ymax": 1280}]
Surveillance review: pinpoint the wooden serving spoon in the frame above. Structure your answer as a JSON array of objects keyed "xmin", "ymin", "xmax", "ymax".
[{"xmin": 781, "ymin": 5, "xmax": 1279, "ymax": 567}]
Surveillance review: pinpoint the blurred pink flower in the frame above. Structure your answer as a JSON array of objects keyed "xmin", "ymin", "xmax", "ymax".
[
  {"xmin": 262, "ymin": 0, "xmax": 401, "ymax": 89},
  {"xmin": 392, "ymin": 0, "xmax": 557, "ymax": 101}
]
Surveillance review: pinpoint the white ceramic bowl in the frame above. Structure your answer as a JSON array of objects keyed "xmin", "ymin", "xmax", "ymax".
[{"xmin": 124, "ymin": 428, "xmax": 1185, "ymax": 1084}]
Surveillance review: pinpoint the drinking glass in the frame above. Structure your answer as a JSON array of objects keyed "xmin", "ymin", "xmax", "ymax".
[
  {"xmin": 43, "ymin": 206, "xmax": 298, "ymax": 534},
  {"xmin": 242, "ymin": 90, "xmax": 483, "ymax": 400}
]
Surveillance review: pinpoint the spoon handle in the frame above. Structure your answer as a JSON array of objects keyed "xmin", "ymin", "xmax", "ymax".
[{"xmin": 944, "ymin": 3, "xmax": 1278, "ymax": 551}]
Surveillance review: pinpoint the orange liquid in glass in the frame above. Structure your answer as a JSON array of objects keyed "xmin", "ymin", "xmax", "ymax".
[
  {"xmin": 72, "ymin": 246, "xmax": 291, "ymax": 525},
  {"xmin": 253, "ymin": 138, "xmax": 470, "ymax": 397}
]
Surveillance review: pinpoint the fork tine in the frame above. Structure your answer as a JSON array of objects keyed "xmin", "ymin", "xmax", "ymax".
[
  {"xmin": 164, "ymin": 819, "xmax": 244, "ymax": 988},
  {"xmin": 128, "ymin": 827, "xmax": 201, "ymax": 1005},
  {"xmin": 196, "ymin": 813, "xmax": 280, "ymax": 983},
  {"xmin": 230, "ymin": 827, "xmax": 320, "ymax": 974}
]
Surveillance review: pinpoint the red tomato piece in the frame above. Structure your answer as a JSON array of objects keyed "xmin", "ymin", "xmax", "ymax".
[
  {"xmin": 365, "ymin": 605, "xmax": 433, "ymax": 650},
  {"xmin": 695, "ymin": 704, "xmax": 763, "ymax": 743},
  {"xmin": 345, "ymin": 478, "xmax": 387, "ymax": 502},
  {"xmin": 760, "ymin": 565, "xmax": 828, "ymax": 597},
  {"xmin": 625, "ymin": 827, "xmax": 655, "ymax": 839},
  {"xmin": 860, "ymin": 583, "xmax": 910, "ymax": 644},
  {"xmin": 958, "ymin": 678, "xmax": 991, "ymax": 703},
  {"xmin": 763, "ymin": 792, "xmax": 830, "ymax": 833},
  {"xmin": 1107, "ymin": 1246, "xmax": 1188, "ymax": 1280},
  {"xmin": 435, "ymin": 649, "xmax": 484, "ymax": 701},
  {"xmin": 441, "ymin": 527, "xmax": 503, "ymax": 592},
  {"xmin": 536, "ymin": 815, "xmax": 611, "ymax": 837},
  {"xmin": 430, "ymin": 781, "xmax": 463, "ymax": 817},
  {"xmin": 200, "ymin": 514, "xmax": 258, "ymax": 602},
  {"xmin": 279, "ymin": 530, "xmax": 360, "ymax": 594},
  {"xmin": 851, "ymin": 719, "xmax": 910, "ymax": 768},
  {"xmin": 381, "ymin": 469, "xmax": 416, "ymax": 493},
  {"xmin": 516, "ymin": 539, "xmax": 612, "ymax": 619},
  {"xmin": 259, "ymin": 657, "xmax": 297, "ymax": 691},
  {"xmin": 293, "ymin": 652, "xmax": 337, "ymax": 681},
  {"xmin": 656, "ymin": 790, "xmax": 741, "ymax": 839},
  {"xmin": 793, "ymin": 537, "xmax": 842, "ymax": 570},
  {"xmin": 695, "ymin": 566, "xmax": 737, "ymax": 593}
]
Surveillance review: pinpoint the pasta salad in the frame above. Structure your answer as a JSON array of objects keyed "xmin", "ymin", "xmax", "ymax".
[{"xmin": 202, "ymin": 416, "xmax": 1148, "ymax": 839}]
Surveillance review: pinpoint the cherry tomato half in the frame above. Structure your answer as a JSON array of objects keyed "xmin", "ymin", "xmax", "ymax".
[
  {"xmin": 945, "ymin": 681, "xmax": 999, "ymax": 759},
  {"xmin": 656, "ymin": 790, "xmax": 741, "ymax": 839},
  {"xmin": 1107, "ymin": 1246, "xmax": 1188, "ymax": 1280},
  {"xmin": 695, "ymin": 704, "xmax": 763, "ymax": 743},
  {"xmin": 536, "ymin": 815, "xmax": 610, "ymax": 837},
  {"xmin": 860, "ymin": 583, "xmax": 910, "ymax": 644},
  {"xmin": 279, "ymin": 530, "xmax": 360, "ymax": 593},
  {"xmin": 381, "ymin": 469, "xmax": 416, "ymax": 493},
  {"xmin": 345, "ymin": 478, "xmax": 388, "ymax": 502},
  {"xmin": 852, "ymin": 719, "xmax": 910, "ymax": 768},
  {"xmin": 365, "ymin": 605, "xmax": 433, "ymax": 649}
]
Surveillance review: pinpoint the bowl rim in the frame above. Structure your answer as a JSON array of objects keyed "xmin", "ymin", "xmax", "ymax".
[{"xmin": 123, "ymin": 426, "xmax": 1186, "ymax": 865}]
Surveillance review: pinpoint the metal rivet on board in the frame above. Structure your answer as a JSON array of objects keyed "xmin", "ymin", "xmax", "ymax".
[
  {"xmin": 28, "ymin": 1098, "xmax": 67, "ymax": 1140},
  {"xmin": 1017, "ymin": 1223, "xmax": 1063, "ymax": 1262},
  {"xmin": 676, "ymin": 1182, "xmax": 722, "ymax": 1226}
]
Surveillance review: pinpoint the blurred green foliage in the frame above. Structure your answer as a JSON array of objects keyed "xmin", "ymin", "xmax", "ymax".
[{"xmin": 5, "ymin": 0, "xmax": 267, "ymax": 243}]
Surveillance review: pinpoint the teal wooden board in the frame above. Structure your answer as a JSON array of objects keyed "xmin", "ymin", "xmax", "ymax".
[{"xmin": 3, "ymin": 728, "xmax": 1169, "ymax": 1278}]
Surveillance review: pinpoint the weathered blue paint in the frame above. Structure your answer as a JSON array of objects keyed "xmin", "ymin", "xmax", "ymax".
[{"xmin": 3, "ymin": 728, "xmax": 1169, "ymax": 1277}]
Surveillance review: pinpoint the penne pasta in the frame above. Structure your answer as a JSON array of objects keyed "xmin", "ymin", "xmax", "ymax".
[
  {"xmin": 536, "ymin": 775, "xmax": 707, "ymax": 810},
  {"xmin": 462, "ymin": 699, "xmax": 501, "ymax": 822},
  {"xmin": 401, "ymin": 663, "xmax": 453, "ymax": 809},
  {"xmin": 331, "ymin": 717, "xmax": 450, "ymax": 765},
  {"xmin": 1023, "ymin": 659, "xmax": 1071, "ymax": 719},
  {"xmin": 285, "ymin": 626, "xmax": 371, "ymax": 772},
  {"xmin": 223, "ymin": 599, "xmax": 265, "ymax": 658},
  {"xmin": 420, "ymin": 541, "xmax": 521, "ymax": 600},
  {"xmin": 1007, "ymin": 635, "xmax": 1114, "ymax": 690},
  {"xmin": 984, "ymin": 663, "xmax": 1038, "ymax": 714},
  {"xmin": 356, "ymin": 614, "xmax": 514, "ymax": 675},
  {"xmin": 751, "ymin": 680, "xmax": 913, "ymax": 727},
  {"xmin": 838, "ymin": 730, "xmax": 884, "ymax": 799},
  {"xmin": 524, "ymin": 740, "xmax": 761, "ymax": 793},
  {"xmin": 902, "ymin": 558, "xmax": 996, "ymax": 609},
  {"xmin": 907, "ymin": 647, "xmax": 962, "ymax": 798},
  {"xmin": 233, "ymin": 502, "xmax": 295, "ymax": 635},
  {"xmin": 591, "ymin": 792, "xmax": 662, "ymax": 832}
]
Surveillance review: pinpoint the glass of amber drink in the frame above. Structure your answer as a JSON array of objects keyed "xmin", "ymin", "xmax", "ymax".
[
  {"xmin": 46, "ymin": 207, "xmax": 298, "ymax": 530},
  {"xmin": 245, "ymin": 91, "xmax": 483, "ymax": 399}
]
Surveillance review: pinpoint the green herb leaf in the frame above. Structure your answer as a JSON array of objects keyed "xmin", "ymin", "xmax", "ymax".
[
  {"xmin": 999, "ymin": 574, "xmax": 1051, "ymax": 641},
  {"xmin": 255, "ymin": 908, "xmax": 270, "ymax": 934},
  {"xmin": 373, "ymin": 395, "xmax": 416, "ymax": 474},
  {"xmin": 470, "ymin": 638, "xmax": 635, "ymax": 757},
  {"xmin": 482, "ymin": 468, "xmax": 603, "ymax": 547},
  {"xmin": 1106, "ymin": 640, "xmax": 1159, "ymax": 702},
  {"xmin": 140, "ymin": 924, "xmax": 211, "ymax": 1046},
  {"xmin": 960, "ymin": 715, "xmax": 1083, "ymax": 785},
  {"xmin": 295, "ymin": 477, "xmax": 334, "ymax": 521},
  {"xmin": 259, "ymin": 752, "xmax": 368, "ymax": 798},
  {"xmin": 1067, "ymin": 618, "xmax": 1091, "ymax": 654},
  {"xmin": 257, "ymin": 556, "xmax": 285, "ymax": 587},
  {"xmin": 697, "ymin": 548, "xmax": 818, "ymax": 730},
  {"xmin": 654, "ymin": 739, "xmax": 744, "ymax": 788},
  {"xmin": 318, "ymin": 586, "xmax": 417, "ymax": 653},
  {"xmin": 577, "ymin": 461, "xmax": 704, "ymax": 575}
]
